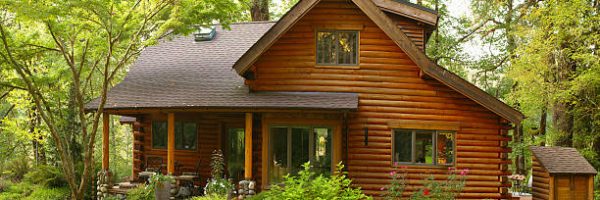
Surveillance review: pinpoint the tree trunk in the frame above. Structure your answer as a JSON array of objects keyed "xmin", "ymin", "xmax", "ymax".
[
  {"xmin": 251, "ymin": 0, "xmax": 270, "ymax": 21},
  {"xmin": 553, "ymin": 102, "xmax": 574, "ymax": 147},
  {"xmin": 538, "ymin": 107, "xmax": 547, "ymax": 146}
]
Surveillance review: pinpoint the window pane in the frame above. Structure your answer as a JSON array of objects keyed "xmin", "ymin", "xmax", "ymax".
[
  {"xmin": 337, "ymin": 31, "xmax": 357, "ymax": 65},
  {"xmin": 227, "ymin": 128, "xmax": 245, "ymax": 181},
  {"xmin": 152, "ymin": 122, "xmax": 167, "ymax": 149},
  {"xmin": 415, "ymin": 131, "xmax": 434, "ymax": 164},
  {"xmin": 316, "ymin": 31, "xmax": 337, "ymax": 65},
  {"xmin": 436, "ymin": 131, "xmax": 454, "ymax": 165},
  {"xmin": 312, "ymin": 128, "xmax": 331, "ymax": 176},
  {"xmin": 291, "ymin": 127, "xmax": 310, "ymax": 175},
  {"xmin": 393, "ymin": 130, "xmax": 412, "ymax": 163},
  {"xmin": 270, "ymin": 127, "xmax": 289, "ymax": 183},
  {"xmin": 175, "ymin": 122, "xmax": 183, "ymax": 150},
  {"xmin": 182, "ymin": 123, "xmax": 197, "ymax": 150}
]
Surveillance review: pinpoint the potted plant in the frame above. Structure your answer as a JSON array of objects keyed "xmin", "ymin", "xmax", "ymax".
[{"xmin": 149, "ymin": 173, "xmax": 174, "ymax": 200}]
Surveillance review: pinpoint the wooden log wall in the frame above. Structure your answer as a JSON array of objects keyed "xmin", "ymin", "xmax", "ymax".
[
  {"xmin": 385, "ymin": 13, "xmax": 426, "ymax": 51},
  {"xmin": 132, "ymin": 118, "xmax": 145, "ymax": 180},
  {"xmin": 532, "ymin": 157, "xmax": 551, "ymax": 200},
  {"xmin": 247, "ymin": 0, "xmax": 511, "ymax": 198},
  {"xmin": 134, "ymin": 113, "xmax": 264, "ymax": 187}
]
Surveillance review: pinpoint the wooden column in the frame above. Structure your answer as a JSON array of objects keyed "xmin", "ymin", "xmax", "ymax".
[
  {"xmin": 167, "ymin": 113, "xmax": 175, "ymax": 174},
  {"xmin": 102, "ymin": 113, "xmax": 110, "ymax": 171},
  {"xmin": 244, "ymin": 113, "xmax": 253, "ymax": 180}
]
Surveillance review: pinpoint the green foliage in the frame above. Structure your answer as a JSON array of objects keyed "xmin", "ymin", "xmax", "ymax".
[
  {"xmin": 0, "ymin": 0, "xmax": 246, "ymax": 197},
  {"xmin": 204, "ymin": 178, "xmax": 234, "ymax": 197},
  {"xmin": 126, "ymin": 184, "xmax": 154, "ymax": 200},
  {"xmin": 191, "ymin": 194, "xmax": 228, "ymax": 200},
  {"xmin": 23, "ymin": 165, "xmax": 66, "ymax": 187},
  {"xmin": 382, "ymin": 165, "xmax": 467, "ymax": 200},
  {"xmin": 205, "ymin": 149, "xmax": 233, "ymax": 196},
  {"xmin": 22, "ymin": 187, "xmax": 69, "ymax": 200},
  {"xmin": 2, "ymin": 158, "xmax": 29, "ymax": 181},
  {"xmin": 251, "ymin": 162, "xmax": 370, "ymax": 200},
  {"xmin": 0, "ymin": 179, "xmax": 11, "ymax": 193}
]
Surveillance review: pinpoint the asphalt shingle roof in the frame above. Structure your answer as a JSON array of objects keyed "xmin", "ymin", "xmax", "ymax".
[
  {"xmin": 86, "ymin": 22, "xmax": 358, "ymax": 111},
  {"xmin": 530, "ymin": 146, "xmax": 597, "ymax": 175}
]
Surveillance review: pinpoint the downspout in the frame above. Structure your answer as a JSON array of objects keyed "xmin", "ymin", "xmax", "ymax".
[{"xmin": 343, "ymin": 111, "xmax": 349, "ymax": 170}]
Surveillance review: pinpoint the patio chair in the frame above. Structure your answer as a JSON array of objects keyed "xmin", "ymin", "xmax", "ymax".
[{"xmin": 138, "ymin": 156, "xmax": 164, "ymax": 182}]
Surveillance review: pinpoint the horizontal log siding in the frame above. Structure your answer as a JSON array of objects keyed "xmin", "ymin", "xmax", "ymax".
[
  {"xmin": 135, "ymin": 113, "xmax": 263, "ymax": 188},
  {"xmin": 532, "ymin": 157, "xmax": 550, "ymax": 200},
  {"xmin": 248, "ymin": 0, "xmax": 509, "ymax": 198},
  {"xmin": 386, "ymin": 13, "xmax": 426, "ymax": 51}
]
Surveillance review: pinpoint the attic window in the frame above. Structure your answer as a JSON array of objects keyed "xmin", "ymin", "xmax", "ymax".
[
  {"xmin": 316, "ymin": 30, "xmax": 358, "ymax": 66},
  {"xmin": 194, "ymin": 26, "xmax": 216, "ymax": 41}
]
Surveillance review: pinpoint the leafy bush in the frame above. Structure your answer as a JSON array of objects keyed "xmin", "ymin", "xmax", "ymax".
[
  {"xmin": 4, "ymin": 182, "xmax": 34, "ymax": 196},
  {"xmin": 23, "ymin": 165, "xmax": 67, "ymax": 187},
  {"xmin": 0, "ymin": 179, "xmax": 11, "ymax": 192},
  {"xmin": 0, "ymin": 192, "xmax": 23, "ymax": 200},
  {"xmin": 3, "ymin": 158, "xmax": 30, "ymax": 181},
  {"xmin": 190, "ymin": 194, "xmax": 227, "ymax": 200},
  {"xmin": 204, "ymin": 178, "xmax": 234, "ymax": 197},
  {"xmin": 126, "ymin": 184, "xmax": 154, "ymax": 200},
  {"xmin": 251, "ymin": 162, "xmax": 370, "ymax": 200},
  {"xmin": 382, "ymin": 164, "xmax": 467, "ymax": 199},
  {"xmin": 204, "ymin": 149, "xmax": 234, "ymax": 196},
  {"xmin": 23, "ymin": 187, "xmax": 70, "ymax": 200}
]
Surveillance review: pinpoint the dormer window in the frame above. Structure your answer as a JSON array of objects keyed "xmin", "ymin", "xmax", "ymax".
[{"xmin": 316, "ymin": 30, "xmax": 358, "ymax": 66}]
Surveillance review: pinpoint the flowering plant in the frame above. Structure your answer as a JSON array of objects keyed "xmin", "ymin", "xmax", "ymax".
[
  {"xmin": 382, "ymin": 165, "xmax": 468, "ymax": 199},
  {"xmin": 508, "ymin": 174, "xmax": 526, "ymax": 194}
]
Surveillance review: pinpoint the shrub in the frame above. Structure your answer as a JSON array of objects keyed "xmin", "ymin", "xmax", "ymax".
[
  {"xmin": 190, "ymin": 194, "xmax": 227, "ymax": 200},
  {"xmin": 204, "ymin": 149, "xmax": 234, "ymax": 197},
  {"xmin": 382, "ymin": 164, "xmax": 468, "ymax": 199},
  {"xmin": 0, "ymin": 179, "xmax": 11, "ymax": 193},
  {"xmin": 251, "ymin": 162, "xmax": 370, "ymax": 200},
  {"xmin": 3, "ymin": 158, "xmax": 30, "ymax": 181},
  {"xmin": 126, "ymin": 184, "xmax": 154, "ymax": 200},
  {"xmin": 204, "ymin": 178, "xmax": 234, "ymax": 197},
  {"xmin": 4, "ymin": 182, "xmax": 34, "ymax": 196},
  {"xmin": 0, "ymin": 192, "xmax": 23, "ymax": 200},
  {"xmin": 23, "ymin": 187, "xmax": 70, "ymax": 200},
  {"xmin": 23, "ymin": 165, "xmax": 67, "ymax": 187}
]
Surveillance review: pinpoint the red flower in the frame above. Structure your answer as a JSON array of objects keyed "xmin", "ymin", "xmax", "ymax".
[{"xmin": 423, "ymin": 188, "xmax": 430, "ymax": 196}]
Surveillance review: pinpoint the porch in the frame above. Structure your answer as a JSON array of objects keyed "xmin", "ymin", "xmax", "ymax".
[{"xmin": 98, "ymin": 111, "xmax": 346, "ymax": 198}]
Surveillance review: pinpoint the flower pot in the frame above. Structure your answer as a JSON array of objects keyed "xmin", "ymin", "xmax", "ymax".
[{"xmin": 155, "ymin": 181, "xmax": 171, "ymax": 200}]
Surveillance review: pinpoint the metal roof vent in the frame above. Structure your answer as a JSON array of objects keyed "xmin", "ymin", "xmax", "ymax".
[{"xmin": 194, "ymin": 26, "xmax": 216, "ymax": 41}]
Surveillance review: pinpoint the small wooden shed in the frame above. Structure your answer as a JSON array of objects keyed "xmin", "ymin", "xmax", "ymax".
[{"xmin": 530, "ymin": 146, "xmax": 597, "ymax": 200}]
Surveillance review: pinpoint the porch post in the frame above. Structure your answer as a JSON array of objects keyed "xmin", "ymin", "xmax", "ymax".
[
  {"xmin": 167, "ymin": 113, "xmax": 175, "ymax": 174},
  {"xmin": 244, "ymin": 113, "xmax": 253, "ymax": 180},
  {"xmin": 102, "ymin": 113, "xmax": 110, "ymax": 171}
]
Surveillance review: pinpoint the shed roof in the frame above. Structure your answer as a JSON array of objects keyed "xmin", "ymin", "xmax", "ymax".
[
  {"xmin": 530, "ymin": 146, "xmax": 597, "ymax": 175},
  {"xmin": 85, "ymin": 22, "xmax": 358, "ymax": 111}
]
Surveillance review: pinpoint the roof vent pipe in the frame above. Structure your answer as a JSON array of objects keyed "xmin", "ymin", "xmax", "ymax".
[{"xmin": 194, "ymin": 26, "xmax": 216, "ymax": 41}]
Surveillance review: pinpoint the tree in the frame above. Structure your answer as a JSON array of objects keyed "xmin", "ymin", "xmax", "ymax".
[
  {"xmin": 0, "ymin": 0, "xmax": 242, "ymax": 199},
  {"xmin": 251, "ymin": 0, "xmax": 270, "ymax": 21},
  {"xmin": 509, "ymin": 0, "xmax": 600, "ymax": 164}
]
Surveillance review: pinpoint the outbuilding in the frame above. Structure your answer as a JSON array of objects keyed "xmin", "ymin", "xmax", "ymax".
[{"xmin": 530, "ymin": 146, "xmax": 597, "ymax": 200}]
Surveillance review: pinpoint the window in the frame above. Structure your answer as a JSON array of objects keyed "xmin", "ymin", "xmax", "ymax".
[
  {"xmin": 393, "ymin": 129, "xmax": 455, "ymax": 165},
  {"xmin": 152, "ymin": 121, "xmax": 198, "ymax": 150},
  {"xmin": 226, "ymin": 128, "xmax": 245, "ymax": 182},
  {"xmin": 269, "ymin": 126, "xmax": 332, "ymax": 184},
  {"xmin": 316, "ymin": 30, "xmax": 358, "ymax": 65}
]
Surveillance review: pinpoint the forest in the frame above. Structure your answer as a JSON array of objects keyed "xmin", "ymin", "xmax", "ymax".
[{"xmin": 0, "ymin": 0, "xmax": 599, "ymax": 199}]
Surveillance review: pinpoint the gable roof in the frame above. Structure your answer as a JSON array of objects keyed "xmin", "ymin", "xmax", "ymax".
[
  {"xmin": 232, "ymin": 0, "xmax": 524, "ymax": 124},
  {"xmin": 373, "ymin": 0, "xmax": 438, "ymax": 26},
  {"xmin": 85, "ymin": 22, "xmax": 358, "ymax": 112},
  {"xmin": 530, "ymin": 146, "xmax": 597, "ymax": 175}
]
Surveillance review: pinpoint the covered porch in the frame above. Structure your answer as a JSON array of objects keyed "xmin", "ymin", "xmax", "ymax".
[{"xmin": 98, "ymin": 110, "xmax": 348, "ymax": 198}]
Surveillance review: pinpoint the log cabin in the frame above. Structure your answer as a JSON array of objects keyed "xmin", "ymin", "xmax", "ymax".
[{"xmin": 87, "ymin": 0, "xmax": 525, "ymax": 199}]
